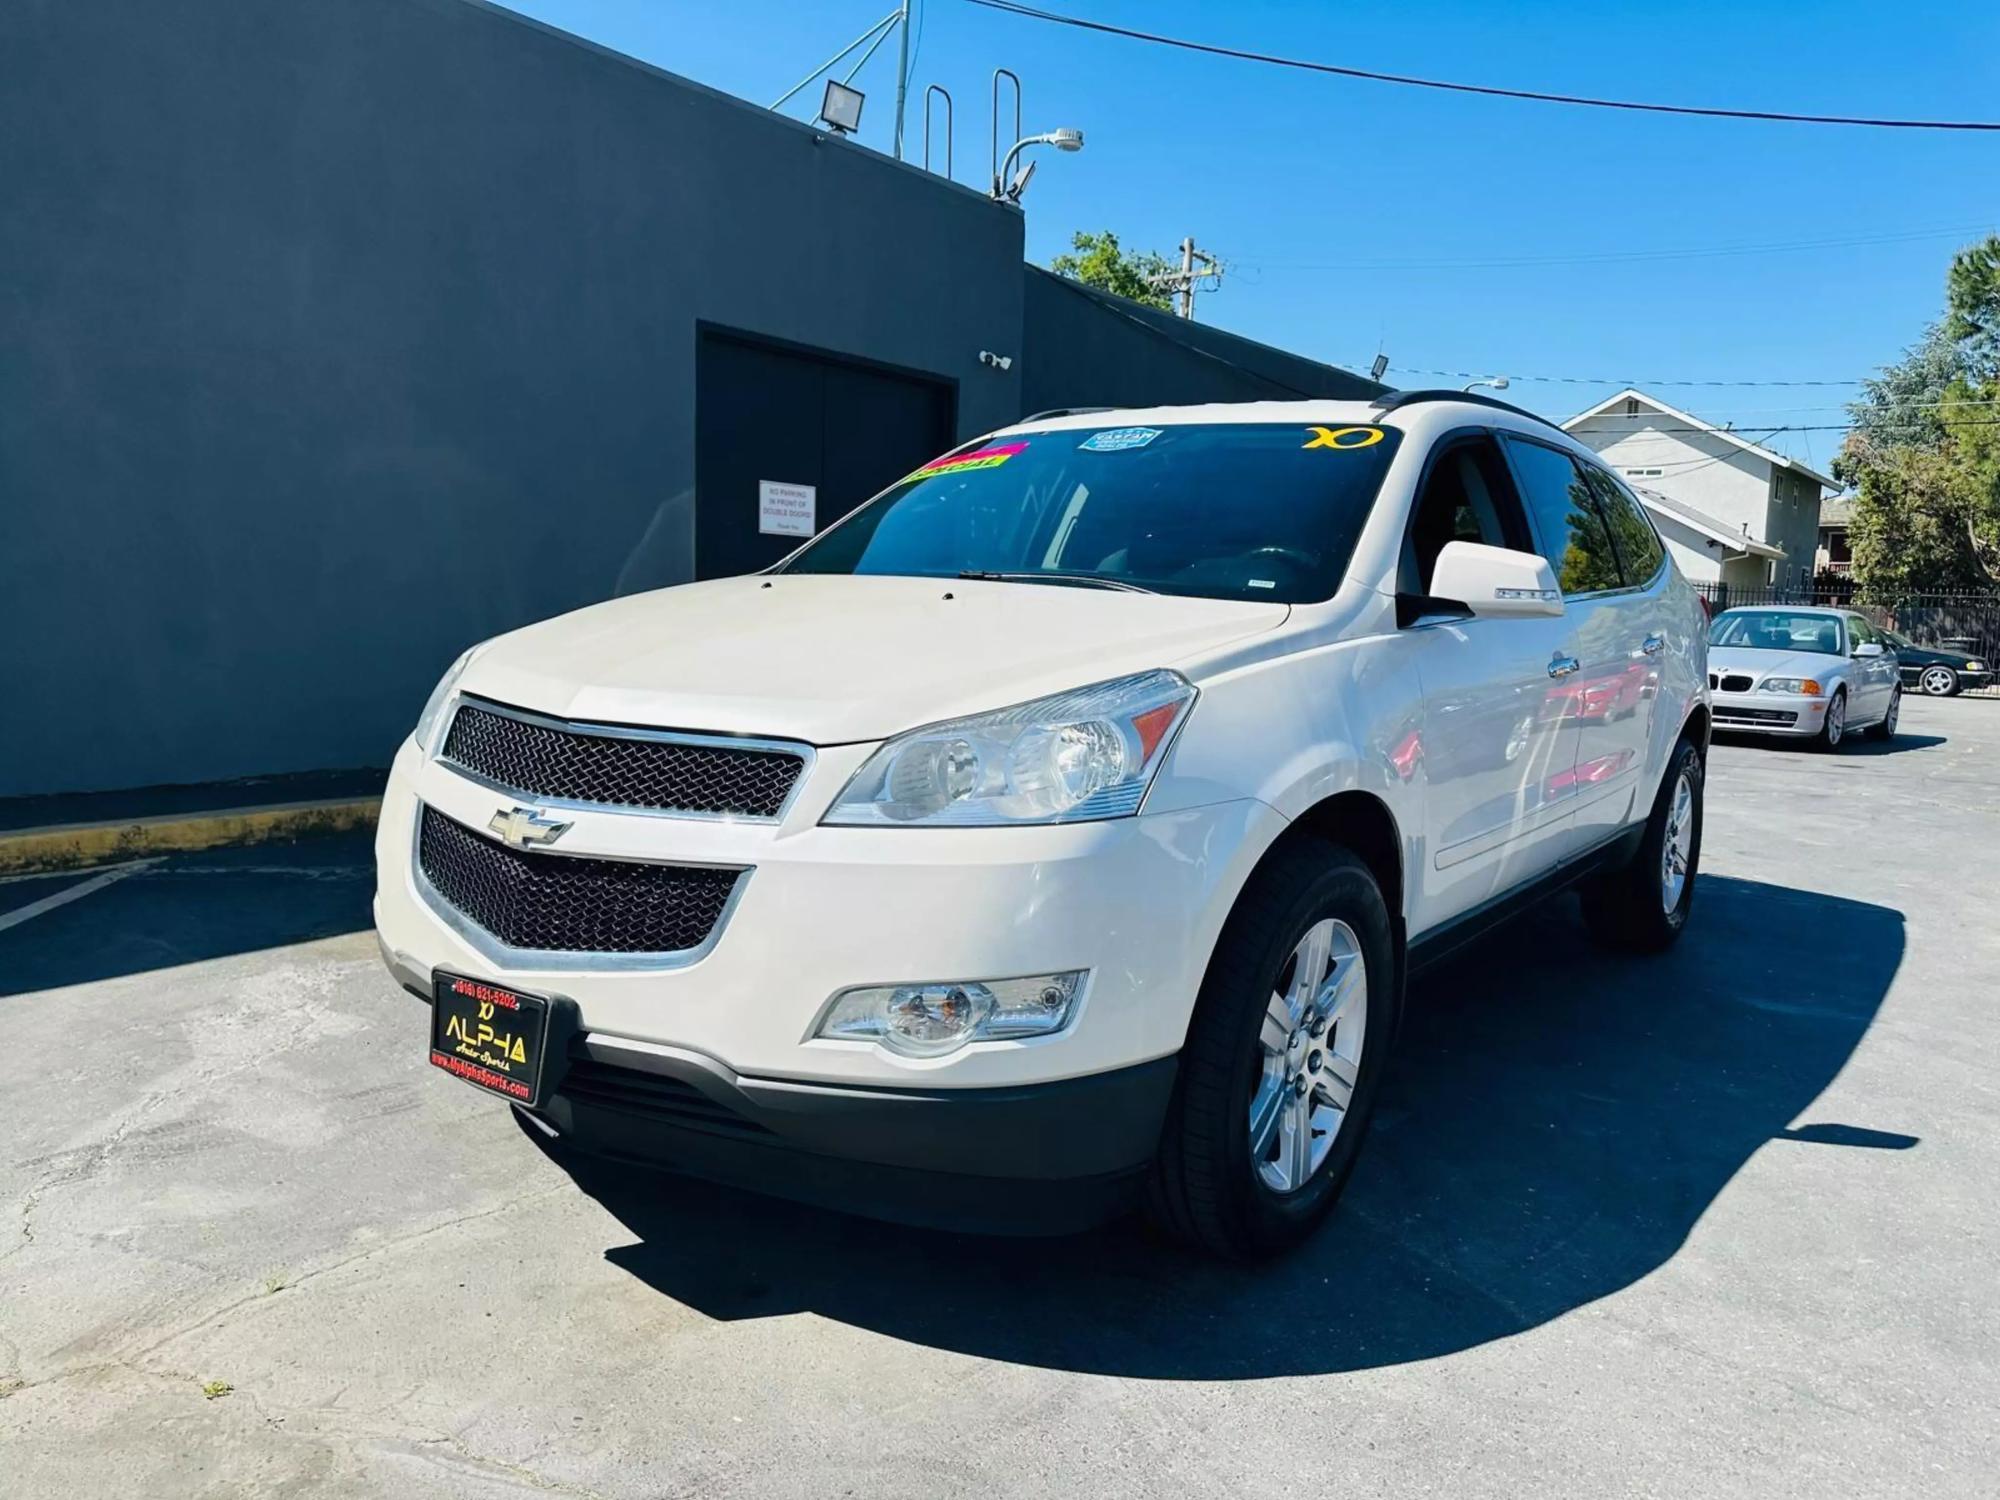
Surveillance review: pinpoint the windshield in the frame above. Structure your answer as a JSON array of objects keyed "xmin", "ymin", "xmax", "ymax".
[
  {"xmin": 1709, "ymin": 609, "xmax": 1846, "ymax": 656},
  {"xmin": 780, "ymin": 422, "xmax": 1405, "ymax": 604}
]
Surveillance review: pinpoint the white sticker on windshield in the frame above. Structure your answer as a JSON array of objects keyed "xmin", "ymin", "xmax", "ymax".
[
  {"xmin": 1248, "ymin": 579, "xmax": 1277, "ymax": 590},
  {"xmin": 1079, "ymin": 427, "xmax": 1162, "ymax": 452}
]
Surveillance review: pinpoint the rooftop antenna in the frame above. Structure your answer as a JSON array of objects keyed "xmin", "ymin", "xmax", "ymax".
[{"xmin": 770, "ymin": 5, "xmax": 916, "ymax": 159}]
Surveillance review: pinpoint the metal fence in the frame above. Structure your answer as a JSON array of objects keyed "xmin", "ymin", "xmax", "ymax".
[{"xmin": 1695, "ymin": 582, "xmax": 2000, "ymax": 698}]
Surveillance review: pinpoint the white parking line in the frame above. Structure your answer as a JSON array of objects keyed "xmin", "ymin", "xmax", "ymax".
[{"xmin": 0, "ymin": 859, "xmax": 162, "ymax": 933}]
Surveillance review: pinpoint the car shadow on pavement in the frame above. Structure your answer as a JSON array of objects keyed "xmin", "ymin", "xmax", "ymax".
[
  {"xmin": 0, "ymin": 834, "xmax": 375, "ymax": 998},
  {"xmin": 1713, "ymin": 731, "xmax": 1945, "ymax": 756},
  {"xmin": 532, "ymin": 873, "xmax": 1907, "ymax": 1379}
]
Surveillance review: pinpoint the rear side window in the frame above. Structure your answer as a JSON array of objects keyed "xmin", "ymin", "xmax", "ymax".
[
  {"xmin": 1582, "ymin": 467, "xmax": 1667, "ymax": 585},
  {"xmin": 1499, "ymin": 436, "xmax": 1623, "ymax": 596}
]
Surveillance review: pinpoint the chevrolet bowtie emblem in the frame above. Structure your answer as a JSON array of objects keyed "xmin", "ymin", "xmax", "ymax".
[{"xmin": 488, "ymin": 806, "xmax": 572, "ymax": 848}]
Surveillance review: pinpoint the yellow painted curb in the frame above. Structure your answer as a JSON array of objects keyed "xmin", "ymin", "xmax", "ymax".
[{"xmin": 0, "ymin": 797, "xmax": 381, "ymax": 876}]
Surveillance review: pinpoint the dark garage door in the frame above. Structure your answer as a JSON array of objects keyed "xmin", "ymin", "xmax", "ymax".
[{"xmin": 695, "ymin": 330, "xmax": 956, "ymax": 579}]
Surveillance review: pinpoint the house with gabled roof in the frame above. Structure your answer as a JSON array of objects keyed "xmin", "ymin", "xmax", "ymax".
[{"xmin": 1562, "ymin": 388, "xmax": 1842, "ymax": 591}]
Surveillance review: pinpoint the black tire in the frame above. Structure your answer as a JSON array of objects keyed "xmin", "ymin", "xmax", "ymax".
[
  {"xmin": 1919, "ymin": 665, "xmax": 1959, "ymax": 697},
  {"xmin": 1865, "ymin": 686, "xmax": 1901, "ymax": 741},
  {"xmin": 1579, "ymin": 738, "xmax": 1703, "ymax": 954},
  {"xmin": 1812, "ymin": 688, "xmax": 1849, "ymax": 753},
  {"xmin": 1147, "ymin": 837, "xmax": 1398, "ymax": 1260}
]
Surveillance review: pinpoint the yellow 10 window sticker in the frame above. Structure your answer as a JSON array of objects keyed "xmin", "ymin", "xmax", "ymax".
[{"xmin": 1302, "ymin": 425, "xmax": 1386, "ymax": 451}]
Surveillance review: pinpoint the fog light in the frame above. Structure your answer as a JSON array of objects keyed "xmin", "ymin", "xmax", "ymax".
[{"xmin": 812, "ymin": 972, "xmax": 1087, "ymax": 1057}]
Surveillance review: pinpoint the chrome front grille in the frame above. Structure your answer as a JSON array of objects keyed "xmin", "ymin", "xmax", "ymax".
[
  {"xmin": 416, "ymin": 805, "xmax": 742, "ymax": 957},
  {"xmin": 441, "ymin": 698, "xmax": 807, "ymax": 820}
]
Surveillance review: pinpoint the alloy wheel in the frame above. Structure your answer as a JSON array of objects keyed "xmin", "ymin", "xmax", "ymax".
[
  {"xmin": 1661, "ymin": 770, "xmax": 1695, "ymax": 914},
  {"xmin": 1825, "ymin": 694, "xmax": 1845, "ymax": 745},
  {"xmin": 1249, "ymin": 917, "xmax": 1367, "ymax": 1195},
  {"xmin": 1921, "ymin": 666, "xmax": 1956, "ymax": 696}
]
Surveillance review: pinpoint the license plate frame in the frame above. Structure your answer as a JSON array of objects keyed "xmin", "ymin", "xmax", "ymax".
[{"xmin": 429, "ymin": 970, "xmax": 553, "ymax": 1106}]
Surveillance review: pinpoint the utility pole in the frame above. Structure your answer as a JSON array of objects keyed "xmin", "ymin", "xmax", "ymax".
[
  {"xmin": 1149, "ymin": 237, "xmax": 1223, "ymax": 320},
  {"xmin": 891, "ymin": 1, "xmax": 911, "ymax": 160}
]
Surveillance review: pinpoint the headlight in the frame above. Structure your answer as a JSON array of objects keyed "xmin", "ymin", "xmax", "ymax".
[
  {"xmin": 811, "ymin": 971, "xmax": 1087, "ymax": 1057},
  {"xmin": 1966, "ymin": 659, "xmax": 1987, "ymax": 672},
  {"xmin": 823, "ymin": 669, "xmax": 1196, "ymax": 827},
  {"xmin": 413, "ymin": 646, "xmax": 479, "ymax": 754},
  {"xmin": 1757, "ymin": 676, "xmax": 1823, "ymax": 697}
]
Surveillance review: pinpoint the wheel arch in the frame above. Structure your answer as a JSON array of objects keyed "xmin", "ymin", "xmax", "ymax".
[
  {"xmin": 1681, "ymin": 701, "xmax": 1710, "ymax": 752},
  {"xmin": 1285, "ymin": 790, "xmax": 1405, "ymax": 932},
  {"xmin": 1177, "ymin": 789, "xmax": 1409, "ymax": 1056}
]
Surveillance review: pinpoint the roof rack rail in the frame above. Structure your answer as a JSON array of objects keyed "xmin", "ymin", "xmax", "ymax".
[
  {"xmin": 1369, "ymin": 388, "xmax": 1565, "ymax": 433},
  {"xmin": 1017, "ymin": 406, "xmax": 1115, "ymax": 424}
]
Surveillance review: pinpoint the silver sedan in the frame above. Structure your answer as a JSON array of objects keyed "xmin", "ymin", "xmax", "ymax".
[{"xmin": 1707, "ymin": 605, "xmax": 1901, "ymax": 750}]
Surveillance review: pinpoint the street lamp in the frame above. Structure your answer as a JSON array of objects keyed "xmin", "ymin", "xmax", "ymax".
[
  {"xmin": 1464, "ymin": 376, "xmax": 1511, "ymax": 393},
  {"xmin": 995, "ymin": 127, "xmax": 1084, "ymax": 201}
]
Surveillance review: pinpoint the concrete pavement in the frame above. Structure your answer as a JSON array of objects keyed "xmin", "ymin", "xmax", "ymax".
[{"xmin": 3, "ymin": 698, "xmax": 1995, "ymax": 1497}]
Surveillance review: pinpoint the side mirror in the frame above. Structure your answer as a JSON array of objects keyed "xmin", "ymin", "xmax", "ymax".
[
  {"xmin": 1853, "ymin": 641, "xmax": 1885, "ymax": 658},
  {"xmin": 1427, "ymin": 541, "xmax": 1565, "ymax": 620}
]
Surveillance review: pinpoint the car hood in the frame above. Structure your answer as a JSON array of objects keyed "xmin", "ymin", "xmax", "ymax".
[
  {"xmin": 458, "ymin": 574, "xmax": 1290, "ymax": 744},
  {"xmin": 1708, "ymin": 646, "xmax": 1846, "ymax": 682}
]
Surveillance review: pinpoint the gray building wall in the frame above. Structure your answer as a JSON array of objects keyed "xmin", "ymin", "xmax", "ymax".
[
  {"xmin": 1766, "ymin": 467, "xmax": 1825, "ymax": 589},
  {"xmin": 1021, "ymin": 268, "xmax": 1384, "ymax": 414},
  {"xmin": 3, "ymin": 0, "xmax": 1383, "ymax": 801},
  {"xmin": 0, "ymin": 0, "xmax": 1025, "ymax": 797}
]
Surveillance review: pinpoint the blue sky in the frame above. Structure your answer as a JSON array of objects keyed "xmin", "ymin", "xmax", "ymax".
[{"xmin": 495, "ymin": 0, "xmax": 1998, "ymax": 469}]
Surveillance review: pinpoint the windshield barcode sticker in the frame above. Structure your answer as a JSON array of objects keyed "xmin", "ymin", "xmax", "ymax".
[{"xmin": 1079, "ymin": 427, "xmax": 1162, "ymax": 452}]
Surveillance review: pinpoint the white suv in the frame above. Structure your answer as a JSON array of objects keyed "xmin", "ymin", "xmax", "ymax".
[{"xmin": 375, "ymin": 392, "xmax": 1709, "ymax": 1257}]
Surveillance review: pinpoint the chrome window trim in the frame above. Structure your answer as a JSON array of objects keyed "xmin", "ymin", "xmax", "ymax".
[
  {"xmin": 435, "ymin": 694, "xmax": 816, "ymax": 825},
  {"xmin": 410, "ymin": 802, "xmax": 752, "ymax": 974}
]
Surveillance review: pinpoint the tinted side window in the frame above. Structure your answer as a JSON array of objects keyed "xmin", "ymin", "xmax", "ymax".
[
  {"xmin": 1402, "ymin": 434, "xmax": 1533, "ymax": 593},
  {"xmin": 1582, "ymin": 467, "xmax": 1667, "ymax": 585},
  {"xmin": 1500, "ymin": 436, "xmax": 1623, "ymax": 596},
  {"xmin": 1846, "ymin": 615, "xmax": 1877, "ymax": 649}
]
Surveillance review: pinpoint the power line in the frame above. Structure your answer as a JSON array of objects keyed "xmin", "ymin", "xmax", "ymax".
[
  {"xmin": 1568, "ymin": 419, "xmax": 2000, "ymax": 436},
  {"xmin": 1385, "ymin": 366, "xmax": 1867, "ymax": 388},
  {"xmin": 962, "ymin": 0, "xmax": 2000, "ymax": 131},
  {"xmin": 1235, "ymin": 224, "xmax": 1996, "ymax": 274}
]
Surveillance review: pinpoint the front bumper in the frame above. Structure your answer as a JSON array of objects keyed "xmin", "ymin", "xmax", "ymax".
[
  {"xmin": 386, "ymin": 946, "xmax": 1174, "ymax": 1231},
  {"xmin": 1710, "ymin": 690, "xmax": 1830, "ymax": 736},
  {"xmin": 375, "ymin": 735, "xmax": 1282, "ymax": 1209}
]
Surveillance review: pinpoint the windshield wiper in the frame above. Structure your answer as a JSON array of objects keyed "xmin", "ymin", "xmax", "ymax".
[{"xmin": 955, "ymin": 569, "xmax": 1157, "ymax": 595}]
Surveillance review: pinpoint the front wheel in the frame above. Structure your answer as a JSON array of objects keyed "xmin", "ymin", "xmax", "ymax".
[
  {"xmin": 1579, "ymin": 738, "xmax": 1704, "ymax": 953},
  {"xmin": 1919, "ymin": 665, "xmax": 1959, "ymax": 697},
  {"xmin": 1812, "ymin": 689, "xmax": 1848, "ymax": 752},
  {"xmin": 1148, "ymin": 838, "xmax": 1397, "ymax": 1259}
]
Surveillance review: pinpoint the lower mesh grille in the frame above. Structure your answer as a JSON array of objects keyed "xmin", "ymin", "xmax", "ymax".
[
  {"xmin": 557, "ymin": 1058, "xmax": 773, "ymax": 1139},
  {"xmin": 417, "ymin": 805, "xmax": 741, "ymax": 955}
]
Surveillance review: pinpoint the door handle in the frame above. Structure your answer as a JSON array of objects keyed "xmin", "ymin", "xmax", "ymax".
[
  {"xmin": 1548, "ymin": 654, "xmax": 1580, "ymax": 679},
  {"xmin": 1640, "ymin": 634, "xmax": 1665, "ymax": 656}
]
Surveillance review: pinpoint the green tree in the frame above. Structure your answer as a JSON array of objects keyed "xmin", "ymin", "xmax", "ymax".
[
  {"xmin": 1841, "ymin": 437, "xmax": 1989, "ymax": 596},
  {"xmin": 1049, "ymin": 230, "xmax": 1174, "ymax": 311},
  {"xmin": 1837, "ymin": 234, "xmax": 2000, "ymax": 594},
  {"xmin": 1944, "ymin": 235, "xmax": 2000, "ymax": 383}
]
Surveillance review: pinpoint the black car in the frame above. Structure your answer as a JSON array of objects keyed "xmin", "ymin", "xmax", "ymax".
[{"xmin": 1882, "ymin": 629, "xmax": 1993, "ymax": 696}]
